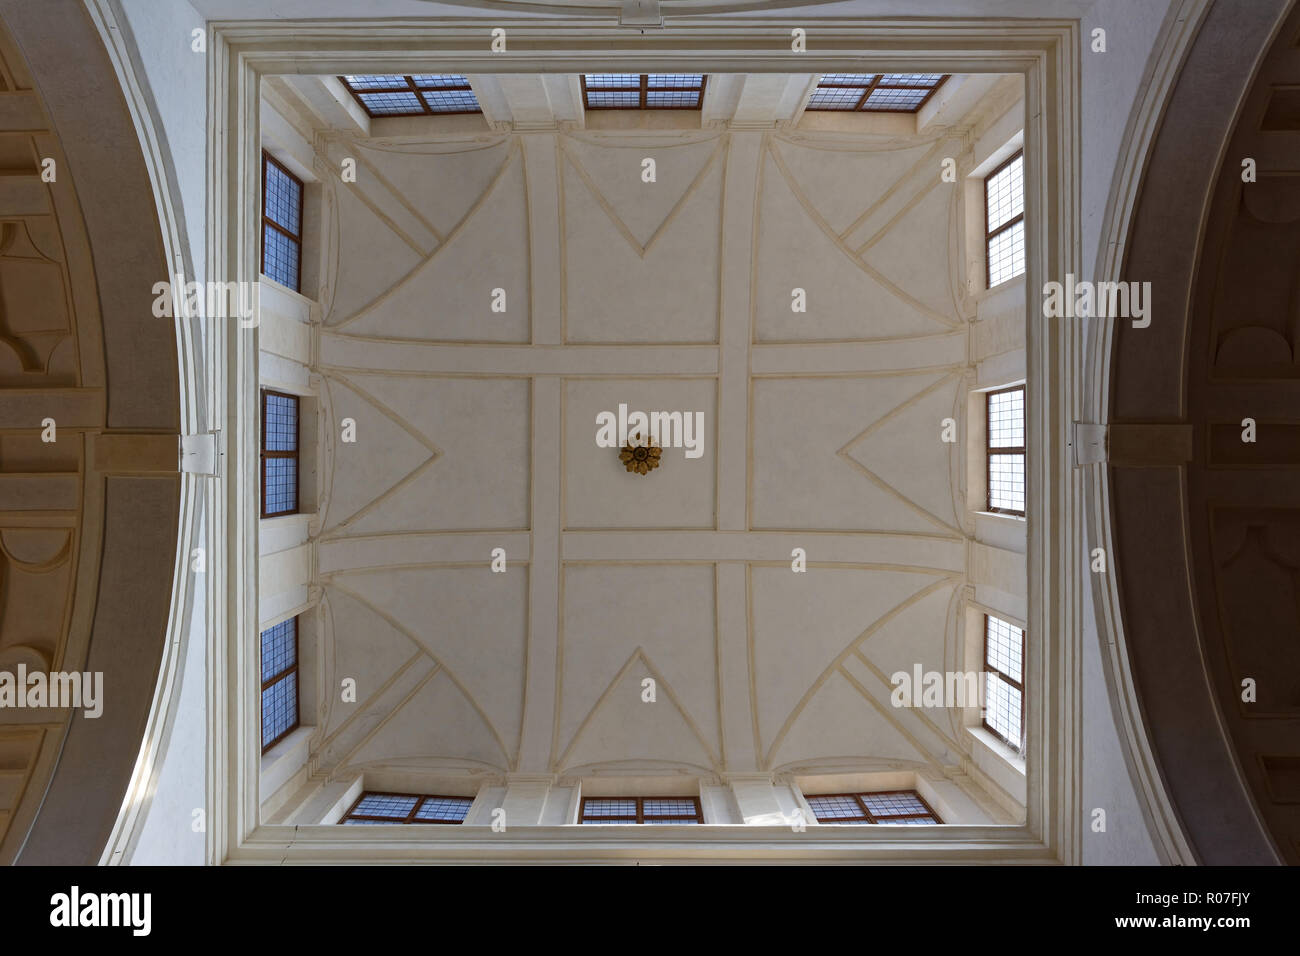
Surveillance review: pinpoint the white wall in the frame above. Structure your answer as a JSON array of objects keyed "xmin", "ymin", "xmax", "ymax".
[
  {"xmin": 1076, "ymin": 0, "xmax": 1175, "ymax": 866},
  {"xmin": 112, "ymin": 0, "xmax": 211, "ymax": 865},
  {"xmin": 130, "ymin": 504, "xmax": 207, "ymax": 864}
]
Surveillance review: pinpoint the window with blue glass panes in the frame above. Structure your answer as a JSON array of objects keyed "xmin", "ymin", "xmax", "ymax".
[
  {"xmin": 260, "ymin": 616, "xmax": 299, "ymax": 751},
  {"xmin": 580, "ymin": 74, "xmax": 706, "ymax": 110},
  {"xmin": 261, "ymin": 389, "xmax": 298, "ymax": 518},
  {"xmin": 337, "ymin": 75, "xmax": 481, "ymax": 117},
  {"xmin": 262, "ymin": 151, "xmax": 303, "ymax": 291},
  {"xmin": 805, "ymin": 74, "xmax": 948, "ymax": 113},
  {"xmin": 340, "ymin": 792, "xmax": 476, "ymax": 825}
]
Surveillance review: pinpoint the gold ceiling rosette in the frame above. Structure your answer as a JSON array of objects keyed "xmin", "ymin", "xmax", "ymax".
[{"xmin": 619, "ymin": 431, "xmax": 662, "ymax": 476}]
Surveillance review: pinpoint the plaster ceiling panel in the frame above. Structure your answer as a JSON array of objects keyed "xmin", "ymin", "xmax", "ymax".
[
  {"xmin": 346, "ymin": 668, "xmax": 510, "ymax": 772},
  {"xmin": 558, "ymin": 663, "xmax": 718, "ymax": 775},
  {"xmin": 332, "ymin": 374, "xmax": 530, "ymax": 534},
  {"xmin": 841, "ymin": 371, "xmax": 964, "ymax": 532},
  {"xmin": 338, "ymin": 155, "xmax": 530, "ymax": 342},
  {"xmin": 330, "ymin": 565, "xmax": 527, "ymax": 759},
  {"xmin": 323, "ymin": 182, "xmax": 424, "ymax": 326},
  {"xmin": 562, "ymin": 136, "xmax": 721, "ymax": 248},
  {"xmin": 751, "ymin": 374, "xmax": 955, "ymax": 534},
  {"xmin": 750, "ymin": 564, "xmax": 946, "ymax": 761},
  {"xmin": 773, "ymin": 138, "xmax": 934, "ymax": 236},
  {"xmin": 321, "ymin": 586, "xmax": 423, "ymax": 737},
  {"xmin": 0, "ymin": 528, "xmax": 68, "ymax": 566},
  {"xmin": 319, "ymin": 374, "xmax": 436, "ymax": 534},
  {"xmin": 559, "ymin": 563, "xmax": 719, "ymax": 767},
  {"xmin": 0, "ymin": 218, "xmax": 73, "ymax": 383},
  {"xmin": 767, "ymin": 669, "xmax": 931, "ymax": 771},
  {"xmin": 853, "ymin": 577, "xmax": 959, "ymax": 684},
  {"xmin": 354, "ymin": 139, "xmax": 514, "ymax": 239},
  {"xmin": 0, "ymin": 559, "xmax": 70, "ymax": 666},
  {"xmin": 754, "ymin": 149, "xmax": 959, "ymax": 342},
  {"xmin": 564, "ymin": 378, "xmax": 716, "ymax": 529},
  {"xmin": 562, "ymin": 150, "xmax": 721, "ymax": 344},
  {"xmin": 857, "ymin": 182, "xmax": 963, "ymax": 322}
]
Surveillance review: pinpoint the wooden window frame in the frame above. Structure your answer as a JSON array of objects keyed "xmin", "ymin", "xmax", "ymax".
[
  {"xmin": 805, "ymin": 789, "xmax": 943, "ymax": 824},
  {"xmin": 260, "ymin": 388, "xmax": 300, "ymax": 519},
  {"xmin": 983, "ymin": 613, "xmax": 1026, "ymax": 751},
  {"xmin": 805, "ymin": 73, "xmax": 949, "ymax": 113},
  {"xmin": 340, "ymin": 791, "xmax": 475, "ymax": 824},
  {"xmin": 337, "ymin": 74, "xmax": 481, "ymax": 117},
  {"xmin": 578, "ymin": 795, "xmax": 705, "ymax": 824},
  {"xmin": 260, "ymin": 616, "xmax": 299, "ymax": 754},
  {"xmin": 985, "ymin": 384, "xmax": 1026, "ymax": 517},
  {"xmin": 984, "ymin": 148, "xmax": 1025, "ymax": 288},
  {"xmin": 261, "ymin": 150, "xmax": 304, "ymax": 293},
  {"xmin": 579, "ymin": 74, "xmax": 708, "ymax": 110}
]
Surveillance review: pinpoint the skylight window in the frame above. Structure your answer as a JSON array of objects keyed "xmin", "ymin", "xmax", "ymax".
[
  {"xmin": 806, "ymin": 73, "xmax": 947, "ymax": 113},
  {"xmin": 986, "ymin": 385, "xmax": 1025, "ymax": 516},
  {"xmin": 260, "ymin": 617, "xmax": 299, "ymax": 752},
  {"xmin": 338, "ymin": 75, "xmax": 481, "ymax": 117},
  {"xmin": 983, "ymin": 614, "xmax": 1025, "ymax": 751},
  {"xmin": 805, "ymin": 791, "xmax": 942, "ymax": 825},
  {"xmin": 341, "ymin": 792, "xmax": 475, "ymax": 824},
  {"xmin": 580, "ymin": 74, "xmax": 707, "ymax": 110},
  {"xmin": 579, "ymin": 796, "xmax": 703, "ymax": 823},
  {"xmin": 985, "ymin": 150, "xmax": 1025, "ymax": 286}
]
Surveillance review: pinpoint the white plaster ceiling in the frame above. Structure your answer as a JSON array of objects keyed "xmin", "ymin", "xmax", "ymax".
[{"xmin": 303, "ymin": 74, "xmax": 1009, "ymax": 787}]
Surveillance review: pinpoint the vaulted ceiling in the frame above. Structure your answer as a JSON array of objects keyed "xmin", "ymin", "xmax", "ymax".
[{"xmin": 290, "ymin": 73, "xmax": 1018, "ymax": 798}]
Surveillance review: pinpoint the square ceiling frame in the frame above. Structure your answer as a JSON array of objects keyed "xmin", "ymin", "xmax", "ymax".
[{"xmin": 203, "ymin": 16, "xmax": 1081, "ymax": 865}]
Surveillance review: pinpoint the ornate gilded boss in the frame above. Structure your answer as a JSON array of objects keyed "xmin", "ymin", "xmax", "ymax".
[{"xmin": 619, "ymin": 432, "xmax": 661, "ymax": 475}]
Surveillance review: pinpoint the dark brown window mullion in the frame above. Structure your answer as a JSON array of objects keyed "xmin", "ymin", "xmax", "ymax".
[
  {"xmin": 853, "ymin": 74, "xmax": 885, "ymax": 111},
  {"xmin": 640, "ymin": 73, "xmax": 649, "ymax": 109},
  {"xmin": 852, "ymin": 793, "xmax": 877, "ymax": 822},
  {"xmin": 404, "ymin": 75, "xmax": 433, "ymax": 115},
  {"xmin": 404, "ymin": 797, "xmax": 422, "ymax": 823}
]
